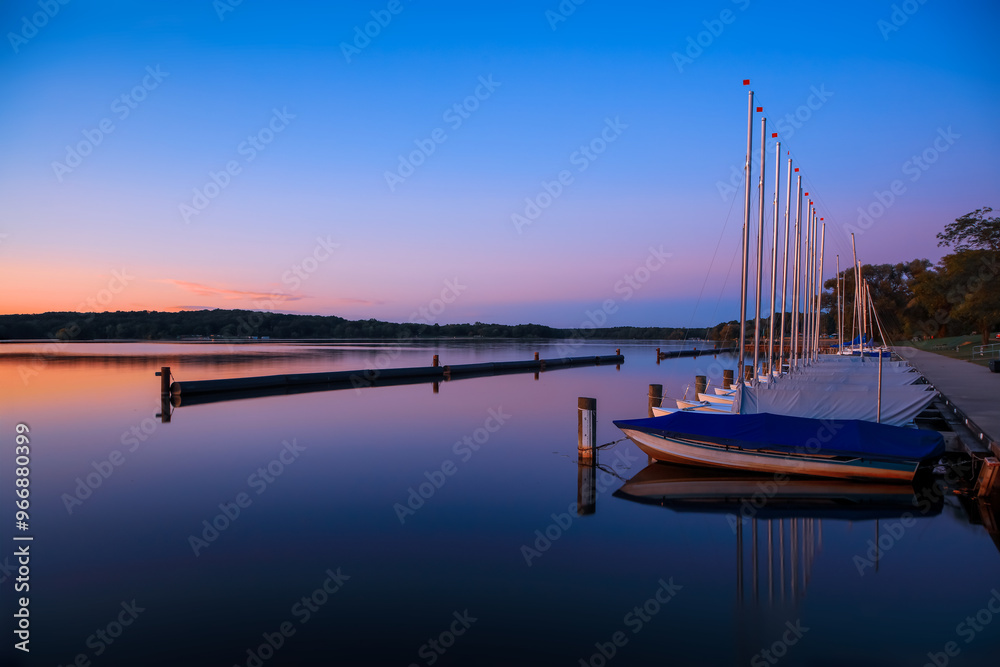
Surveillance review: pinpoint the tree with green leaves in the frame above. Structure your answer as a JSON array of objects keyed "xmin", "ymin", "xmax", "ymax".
[{"xmin": 936, "ymin": 207, "xmax": 999, "ymax": 252}]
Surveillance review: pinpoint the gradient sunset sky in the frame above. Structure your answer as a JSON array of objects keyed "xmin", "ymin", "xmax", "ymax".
[{"xmin": 1, "ymin": 0, "xmax": 997, "ymax": 327}]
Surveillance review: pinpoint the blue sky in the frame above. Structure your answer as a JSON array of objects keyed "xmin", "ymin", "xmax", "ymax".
[{"xmin": 1, "ymin": 0, "xmax": 997, "ymax": 327}]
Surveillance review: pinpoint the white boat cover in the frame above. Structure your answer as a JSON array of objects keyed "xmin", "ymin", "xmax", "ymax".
[{"xmin": 738, "ymin": 383, "xmax": 937, "ymax": 427}]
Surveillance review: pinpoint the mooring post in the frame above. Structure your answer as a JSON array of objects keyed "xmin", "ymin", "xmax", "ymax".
[
  {"xmin": 156, "ymin": 366, "xmax": 170, "ymax": 396},
  {"xmin": 744, "ymin": 365, "xmax": 753, "ymax": 382},
  {"xmin": 695, "ymin": 375, "xmax": 707, "ymax": 397},
  {"xmin": 578, "ymin": 397, "xmax": 597, "ymax": 459},
  {"xmin": 648, "ymin": 384, "xmax": 663, "ymax": 417},
  {"xmin": 656, "ymin": 347, "xmax": 661, "ymax": 365},
  {"xmin": 723, "ymin": 369, "xmax": 735, "ymax": 389},
  {"xmin": 534, "ymin": 352, "xmax": 539, "ymax": 361},
  {"xmin": 433, "ymin": 355, "xmax": 439, "ymax": 367}
]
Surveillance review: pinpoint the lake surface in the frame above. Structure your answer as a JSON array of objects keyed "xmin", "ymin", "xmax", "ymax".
[{"xmin": 2, "ymin": 340, "xmax": 998, "ymax": 666}]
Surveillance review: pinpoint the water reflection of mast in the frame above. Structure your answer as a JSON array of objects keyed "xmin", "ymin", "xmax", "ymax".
[{"xmin": 738, "ymin": 516, "xmax": 822, "ymax": 606}]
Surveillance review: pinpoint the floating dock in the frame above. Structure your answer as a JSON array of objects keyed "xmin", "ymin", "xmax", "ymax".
[{"xmin": 164, "ymin": 353, "xmax": 624, "ymax": 406}]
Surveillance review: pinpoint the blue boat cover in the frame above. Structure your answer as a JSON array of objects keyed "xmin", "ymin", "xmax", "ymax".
[{"xmin": 613, "ymin": 412, "xmax": 944, "ymax": 463}]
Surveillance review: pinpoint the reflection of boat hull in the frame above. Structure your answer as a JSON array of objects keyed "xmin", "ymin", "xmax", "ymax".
[
  {"xmin": 613, "ymin": 463, "xmax": 941, "ymax": 519},
  {"xmin": 614, "ymin": 414, "xmax": 932, "ymax": 482}
]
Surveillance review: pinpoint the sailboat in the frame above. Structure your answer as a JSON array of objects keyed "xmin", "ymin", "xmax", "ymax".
[{"xmin": 615, "ymin": 81, "xmax": 944, "ymax": 481}]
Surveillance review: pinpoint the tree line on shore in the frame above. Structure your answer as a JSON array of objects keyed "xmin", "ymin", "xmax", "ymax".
[{"xmin": 0, "ymin": 309, "xmax": 709, "ymax": 342}]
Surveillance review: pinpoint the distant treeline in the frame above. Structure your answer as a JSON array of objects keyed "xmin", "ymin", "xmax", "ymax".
[{"xmin": 0, "ymin": 310, "xmax": 712, "ymax": 341}]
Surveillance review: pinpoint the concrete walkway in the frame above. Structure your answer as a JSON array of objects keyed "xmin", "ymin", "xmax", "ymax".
[{"xmin": 896, "ymin": 347, "xmax": 1000, "ymax": 457}]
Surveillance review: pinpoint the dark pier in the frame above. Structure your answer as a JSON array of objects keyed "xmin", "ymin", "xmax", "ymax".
[{"xmin": 163, "ymin": 353, "xmax": 625, "ymax": 407}]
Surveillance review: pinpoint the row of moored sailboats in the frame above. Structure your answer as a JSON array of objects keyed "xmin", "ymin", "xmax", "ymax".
[{"xmin": 614, "ymin": 81, "xmax": 944, "ymax": 482}]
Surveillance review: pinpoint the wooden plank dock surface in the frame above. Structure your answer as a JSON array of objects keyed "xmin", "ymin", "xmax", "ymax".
[{"xmin": 896, "ymin": 347, "xmax": 1000, "ymax": 459}]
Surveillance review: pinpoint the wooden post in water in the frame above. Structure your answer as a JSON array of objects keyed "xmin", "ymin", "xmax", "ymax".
[
  {"xmin": 433, "ymin": 355, "xmax": 439, "ymax": 367},
  {"xmin": 723, "ymin": 369, "xmax": 734, "ymax": 389},
  {"xmin": 695, "ymin": 375, "xmax": 707, "ymax": 397},
  {"xmin": 656, "ymin": 347, "xmax": 661, "ymax": 365},
  {"xmin": 744, "ymin": 365, "xmax": 753, "ymax": 382},
  {"xmin": 577, "ymin": 397, "xmax": 597, "ymax": 459},
  {"xmin": 156, "ymin": 367, "xmax": 170, "ymax": 396},
  {"xmin": 648, "ymin": 384, "xmax": 663, "ymax": 417}
]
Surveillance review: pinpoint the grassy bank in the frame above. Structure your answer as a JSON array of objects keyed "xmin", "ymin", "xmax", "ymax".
[{"xmin": 895, "ymin": 333, "xmax": 998, "ymax": 367}]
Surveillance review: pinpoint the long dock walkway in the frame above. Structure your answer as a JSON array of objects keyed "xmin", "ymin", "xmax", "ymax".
[{"xmin": 896, "ymin": 347, "xmax": 1000, "ymax": 458}]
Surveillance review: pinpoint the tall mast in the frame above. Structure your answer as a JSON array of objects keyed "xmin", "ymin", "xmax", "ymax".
[
  {"xmin": 815, "ymin": 221, "xmax": 825, "ymax": 359},
  {"xmin": 791, "ymin": 177, "xmax": 802, "ymax": 369},
  {"xmin": 767, "ymin": 137, "xmax": 780, "ymax": 376},
  {"xmin": 836, "ymin": 255, "xmax": 842, "ymax": 347},
  {"xmin": 803, "ymin": 200, "xmax": 813, "ymax": 364},
  {"xmin": 739, "ymin": 87, "xmax": 754, "ymax": 385},
  {"xmin": 850, "ymin": 232, "xmax": 860, "ymax": 352},
  {"xmin": 779, "ymin": 157, "xmax": 791, "ymax": 377},
  {"xmin": 753, "ymin": 115, "xmax": 766, "ymax": 382},
  {"xmin": 858, "ymin": 260, "xmax": 866, "ymax": 348}
]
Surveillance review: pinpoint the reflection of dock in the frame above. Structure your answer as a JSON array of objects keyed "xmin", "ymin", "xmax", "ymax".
[{"xmin": 162, "ymin": 354, "xmax": 624, "ymax": 408}]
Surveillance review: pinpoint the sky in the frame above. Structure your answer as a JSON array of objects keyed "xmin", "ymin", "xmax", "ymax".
[{"xmin": 1, "ymin": 0, "xmax": 997, "ymax": 328}]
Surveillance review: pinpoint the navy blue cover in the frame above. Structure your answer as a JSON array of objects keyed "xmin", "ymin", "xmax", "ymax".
[{"xmin": 613, "ymin": 411, "xmax": 944, "ymax": 462}]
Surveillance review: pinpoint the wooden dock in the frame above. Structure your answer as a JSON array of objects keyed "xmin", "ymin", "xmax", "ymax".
[{"xmin": 896, "ymin": 347, "xmax": 1000, "ymax": 497}]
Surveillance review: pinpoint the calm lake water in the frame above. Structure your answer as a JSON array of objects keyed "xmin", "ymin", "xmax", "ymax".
[{"xmin": 2, "ymin": 340, "xmax": 998, "ymax": 666}]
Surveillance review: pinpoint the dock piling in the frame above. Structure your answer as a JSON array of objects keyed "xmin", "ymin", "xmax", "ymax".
[
  {"xmin": 433, "ymin": 355, "xmax": 439, "ymax": 367},
  {"xmin": 695, "ymin": 375, "xmax": 707, "ymax": 397},
  {"xmin": 723, "ymin": 369, "xmax": 734, "ymax": 389},
  {"xmin": 975, "ymin": 457, "xmax": 999, "ymax": 497},
  {"xmin": 648, "ymin": 384, "xmax": 663, "ymax": 417},
  {"xmin": 578, "ymin": 397, "xmax": 597, "ymax": 459},
  {"xmin": 156, "ymin": 366, "xmax": 170, "ymax": 396}
]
